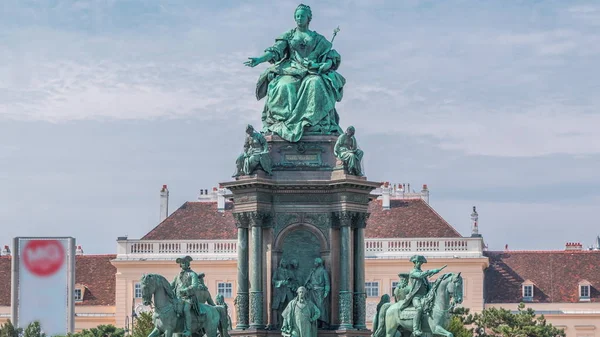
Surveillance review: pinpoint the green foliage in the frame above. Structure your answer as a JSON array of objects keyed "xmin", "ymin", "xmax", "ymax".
[
  {"xmin": 0, "ymin": 320, "xmax": 22, "ymax": 337},
  {"xmin": 63, "ymin": 325, "xmax": 125, "ymax": 337},
  {"xmin": 451, "ymin": 303, "xmax": 565, "ymax": 337},
  {"xmin": 23, "ymin": 322, "xmax": 45, "ymax": 337},
  {"xmin": 448, "ymin": 307, "xmax": 474, "ymax": 337},
  {"xmin": 131, "ymin": 312, "xmax": 154, "ymax": 337}
]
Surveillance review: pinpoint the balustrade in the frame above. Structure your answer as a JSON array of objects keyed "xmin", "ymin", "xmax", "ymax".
[{"xmin": 117, "ymin": 237, "xmax": 483, "ymax": 259}]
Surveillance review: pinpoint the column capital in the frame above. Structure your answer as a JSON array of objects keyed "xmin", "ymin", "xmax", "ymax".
[
  {"xmin": 353, "ymin": 212, "xmax": 370, "ymax": 228},
  {"xmin": 334, "ymin": 211, "xmax": 356, "ymax": 227},
  {"xmin": 234, "ymin": 211, "xmax": 273, "ymax": 228},
  {"xmin": 248, "ymin": 211, "xmax": 273, "ymax": 227},
  {"xmin": 233, "ymin": 213, "xmax": 249, "ymax": 229}
]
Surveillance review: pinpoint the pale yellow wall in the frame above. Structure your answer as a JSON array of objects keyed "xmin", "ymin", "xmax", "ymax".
[
  {"xmin": 485, "ymin": 303, "xmax": 600, "ymax": 337},
  {"xmin": 0, "ymin": 306, "xmax": 9, "ymax": 325},
  {"xmin": 74, "ymin": 306, "xmax": 116, "ymax": 331},
  {"xmin": 364, "ymin": 257, "xmax": 489, "ymax": 328}
]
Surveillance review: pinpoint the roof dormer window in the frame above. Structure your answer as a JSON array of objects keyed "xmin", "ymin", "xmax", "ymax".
[
  {"xmin": 522, "ymin": 280, "xmax": 534, "ymax": 301},
  {"xmin": 74, "ymin": 284, "xmax": 86, "ymax": 302},
  {"xmin": 579, "ymin": 280, "xmax": 591, "ymax": 301}
]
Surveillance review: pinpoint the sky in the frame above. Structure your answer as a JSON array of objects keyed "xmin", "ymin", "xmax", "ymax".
[{"xmin": 1, "ymin": 0, "xmax": 599, "ymax": 254}]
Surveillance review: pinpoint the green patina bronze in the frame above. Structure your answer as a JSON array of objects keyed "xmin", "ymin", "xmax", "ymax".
[
  {"xmin": 281, "ymin": 286, "xmax": 321, "ymax": 337},
  {"xmin": 272, "ymin": 259, "xmax": 298, "ymax": 328},
  {"xmin": 304, "ymin": 257, "xmax": 330, "ymax": 329},
  {"xmin": 244, "ymin": 4, "xmax": 345, "ymax": 142},
  {"xmin": 334, "ymin": 126, "xmax": 364, "ymax": 176},
  {"xmin": 372, "ymin": 255, "xmax": 463, "ymax": 337},
  {"xmin": 171, "ymin": 256, "xmax": 200, "ymax": 336},
  {"xmin": 140, "ymin": 269, "xmax": 230, "ymax": 337},
  {"xmin": 233, "ymin": 125, "xmax": 273, "ymax": 177},
  {"xmin": 216, "ymin": 294, "xmax": 233, "ymax": 330}
]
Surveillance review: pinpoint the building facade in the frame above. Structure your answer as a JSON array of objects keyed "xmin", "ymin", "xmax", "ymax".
[{"xmin": 1, "ymin": 184, "xmax": 599, "ymax": 337}]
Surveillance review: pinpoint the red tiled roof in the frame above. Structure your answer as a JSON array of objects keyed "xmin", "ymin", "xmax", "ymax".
[
  {"xmin": 142, "ymin": 202, "xmax": 237, "ymax": 240},
  {"xmin": 0, "ymin": 255, "xmax": 116, "ymax": 307},
  {"xmin": 76, "ymin": 255, "xmax": 116, "ymax": 305},
  {"xmin": 0, "ymin": 256, "xmax": 11, "ymax": 306},
  {"xmin": 366, "ymin": 199, "xmax": 462, "ymax": 238},
  {"xmin": 484, "ymin": 250, "xmax": 600, "ymax": 303},
  {"xmin": 142, "ymin": 199, "xmax": 461, "ymax": 240}
]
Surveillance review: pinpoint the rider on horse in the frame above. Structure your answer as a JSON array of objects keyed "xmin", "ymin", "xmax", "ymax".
[
  {"xmin": 399, "ymin": 255, "xmax": 445, "ymax": 337},
  {"xmin": 393, "ymin": 273, "xmax": 410, "ymax": 302},
  {"xmin": 172, "ymin": 256, "xmax": 203, "ymax": 336}
]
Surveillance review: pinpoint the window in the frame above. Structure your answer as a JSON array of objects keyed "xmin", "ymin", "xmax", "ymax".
[
  {"xmin": 366, "ymin": 282, "xmax": 379, "ymax": 297},
  {"xmin": 218, "ymin": 282, "xmax": 233, "ymax": 298},
  {"xmin": 523, "ymin": 285, "xmax": 533, "ymax": 299},
  {"xmin": 135, "ymin": 283, "xmax": 142, "ymax": 298},
  {"xmin": 74, "ymin": 288, "xmax": 83, "ymax": 301},
  {"xmin": 580, "ymin": 284, "xmax": 590, "ymax": 299},
  {"xmin": 391, "ymin": 281, "xmax": 399, "ymax": 293}
]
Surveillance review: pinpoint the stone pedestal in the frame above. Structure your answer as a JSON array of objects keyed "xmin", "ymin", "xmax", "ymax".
[{"xmin": 223, "ymin": 134, "xmax": 379, "ymax": 337}]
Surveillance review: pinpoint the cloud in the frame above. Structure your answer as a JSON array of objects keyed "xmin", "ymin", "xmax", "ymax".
[{"xmin": 1, "ymin": 0, "xmax": 599, "ymax": 160}]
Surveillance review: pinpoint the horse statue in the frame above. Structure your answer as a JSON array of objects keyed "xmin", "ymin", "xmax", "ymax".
[
  {"xmin": 373, "ymin": 273, "xmax": 463, "ymax": 337},
  {"xmin": 141, "ymin": 273, "xmax": 230, "ymax": 337}
]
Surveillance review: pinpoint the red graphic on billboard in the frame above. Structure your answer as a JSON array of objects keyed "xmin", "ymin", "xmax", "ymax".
[{"xmin": 23, "ymin": 240, "xmax": 65, "ymax": 277}]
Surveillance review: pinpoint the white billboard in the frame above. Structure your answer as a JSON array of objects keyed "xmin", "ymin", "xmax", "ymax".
[{"xmin": 11, "ymin": 237, "xmax": 75, "ymax": 335}]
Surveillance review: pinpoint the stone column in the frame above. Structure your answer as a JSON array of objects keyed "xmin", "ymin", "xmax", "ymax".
[
  {"xmin": 353, "ymin": 213, "xmax": 368, "ymax": 329},
  {"xmin": 338, "ymin": 211, "xmax": 354, "ymax": 329},
  {"xmin": 234, "ymin": 213, "xmax": 249, "ymax": 329},
  {"xmin": 249, "ymin": 212, "xmax": 269, "ymax": 329}
]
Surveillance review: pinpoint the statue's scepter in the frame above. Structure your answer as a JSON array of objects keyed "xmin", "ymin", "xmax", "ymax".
[
  {"xmin": 315, "ymin": 26, "xmax": 341, "ymax": 74},
  {"xmin": 330, "ymin": 26, "xmax": 340, "ymax": 44}
]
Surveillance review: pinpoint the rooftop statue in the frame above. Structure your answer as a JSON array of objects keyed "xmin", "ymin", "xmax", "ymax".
[
  {"xmin": 372, "ymin": 255, "xmax": 462, "ymax": 337},
  {"xmin": 244, "ymin": 4, "xmax": 345, "ymax": 143},
  {"xmin": 233, "ymin": 124, "xmax": 273, "ymax": 177},
  {"xmin": 334, "ymin": 126, "xmax": 364, "ymax": 176}
]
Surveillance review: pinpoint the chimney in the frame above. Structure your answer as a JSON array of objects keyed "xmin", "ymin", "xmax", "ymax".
[
  {"xmin": 471, "ymin": 206, "xmax": 481, "ymax": 237},
  {"xmin": 565, "ymin": 242, "xmax": 583, "ymax": 251},
  {"xmin": 382, "ymin": 182, "xmax": 391, "ymax": 210},
  {"xmin": 504, "ymin": 244, "xmax": 508, "ymax": 251},
  {"xmin": 76, "ymin": 245, "xmax": 84, "ymax": 255},
  {"xmin": 420, "ymin": 184, "xmax": 430, "ymax": 204},
  {"xmin": 1, "ymin": 245, "xmax": 10, "ymax": 256},
  {"xmin": 217, "ymin": 187, "xmax": 226, "ymax": 212},
  {"xmin": 160, "ymin": 185, "xmax": 169, "ymax": 223}
]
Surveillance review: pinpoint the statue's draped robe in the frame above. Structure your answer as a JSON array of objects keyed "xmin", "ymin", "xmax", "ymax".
[
  {"xmin": 273, "ymin": 266, "xmax": 295, "ymax": 311},
  {"xmin": 334, "ymin": 133, "xmax": 364, "ymax": 176},
  {"xmin": 256, "ymin": 28, "xmax": 345, "ymax": 142},
  {"xmin": 306, "ymin": 266, "xmax": 330, "ymax": 324},
  {"xmin": 282, "ymin": 299, "xmax": 320, "ymax": 337},
  {"xmin": 235, "ymin": 131, "xmax": 272, "ymax": 176}
]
